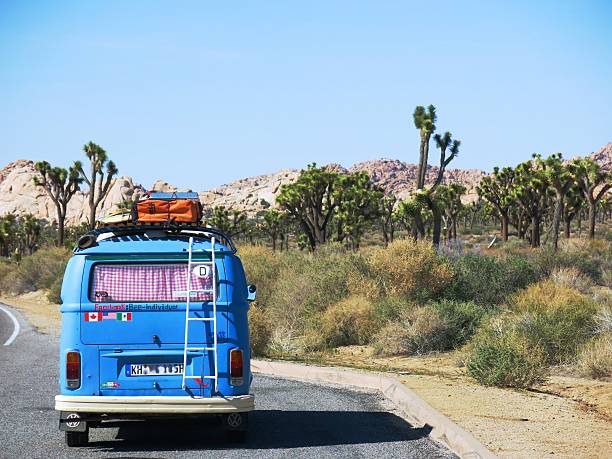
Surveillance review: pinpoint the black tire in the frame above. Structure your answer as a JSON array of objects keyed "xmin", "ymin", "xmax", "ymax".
[{"xmin": 65, "ymin": 430, "xmax": 89, "ymax": 447}]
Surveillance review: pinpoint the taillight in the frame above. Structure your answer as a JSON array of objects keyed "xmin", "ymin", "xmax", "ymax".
[
  {"xmin": 66, "ymin": 351, "xmax": 81, "ymax": 389},
  {"xmin": 230, "ymin": 349, "xmax": 244, "ymax": 386}
]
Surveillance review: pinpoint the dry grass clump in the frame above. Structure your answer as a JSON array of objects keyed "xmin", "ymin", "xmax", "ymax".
[
  {"xmin": 0, "ymin": 247, "xmax": 72, "ymax": 299},
  {"xmin": 248, "ymin": 305, "xmax": 272, "ymax": 357},
  {"xmin": 373, "ymin": 307, "xmax": 450, "ymax": 356},
  {"xmin": 316, "ymin": 296, "xmax": 378, "ymax": 348},
  {"xmin": 550, "ymin": 267, "xmax": 594, "ymax": 293},
  {"xmin": 371, "ymin": 323, "xmax": 412, "ymax": 357},
  {"xmin": 369, "ymin": 239, "xmax": 453, "ymax": 301},
  {"xmin": 577, "ymin": 332, "xmax": 612, "ymax": 379},
  {"xmin": 239, "ymin": 245, "xmax": 283, "ymax": 307}
]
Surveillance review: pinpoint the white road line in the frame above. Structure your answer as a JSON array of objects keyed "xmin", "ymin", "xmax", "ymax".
[{"xmin": 0, "ymin": 304, "xmax": 20, "ymax": 346}]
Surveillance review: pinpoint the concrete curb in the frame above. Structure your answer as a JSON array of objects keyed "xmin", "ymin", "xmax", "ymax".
[{"xmin": 252, "ymin": 359, "xmax": 496, "ymax": 459}]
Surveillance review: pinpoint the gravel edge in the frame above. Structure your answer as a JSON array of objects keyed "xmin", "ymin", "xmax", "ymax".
[{"xmin": 252, "ymin": 359, "xmax": 496, "ymax": 459}]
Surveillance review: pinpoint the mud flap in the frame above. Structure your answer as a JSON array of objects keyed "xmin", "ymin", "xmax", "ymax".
[
  {"xmin": 222, "ymin": 412, "xmax": 248, "ymax": 432},
  {"xmin": 59, "ymin": 412, "xmax": 90, "ymax": 432}
]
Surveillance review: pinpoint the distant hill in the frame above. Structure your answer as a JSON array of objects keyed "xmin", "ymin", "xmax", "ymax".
[{"xmin": 1, "ymin": 143, "xmax": 610, "ymax": 224}]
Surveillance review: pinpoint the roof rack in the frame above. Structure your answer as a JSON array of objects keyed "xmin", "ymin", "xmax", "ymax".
[{"xmin": 76, "ymin": 223, "xmax": 237, "ymax": 253}]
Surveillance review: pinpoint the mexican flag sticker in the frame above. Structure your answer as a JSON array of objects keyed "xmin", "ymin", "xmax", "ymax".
[{"xmin": 117, "ymin": 312, "xmax": 132, "ymax": 321}]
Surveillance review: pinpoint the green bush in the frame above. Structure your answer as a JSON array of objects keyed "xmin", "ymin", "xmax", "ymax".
[
  {"xmin": 372, "ymin": 296, "xmax": 415, "ymax": 322},
  {"xmin": 429, "ymin": 300, "xmax": 490, "ymax": 349},
  {"xmin": 444, "ymin": 254, "xmax": 539, "ymax": 305},
  {"xmin": 466, "ymin": 330, "xmax": 547, "ymax": 388},
  {"xmin": 511, "ymin": 280, "xmax": 598, "ymax": 364},
  {"xmin": 316, "ymin": 296, "xmax": 378, "ymax": 348}
]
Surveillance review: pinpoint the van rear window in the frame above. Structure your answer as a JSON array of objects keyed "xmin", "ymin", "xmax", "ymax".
[{"xmin": 90, "ymin": 264, "xmax": 213, "ymax": 302}]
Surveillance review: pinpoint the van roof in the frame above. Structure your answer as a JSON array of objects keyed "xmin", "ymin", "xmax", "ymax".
[{"xmin": 74, "ymin": 233, "xmax": 232, "ymax": 256}]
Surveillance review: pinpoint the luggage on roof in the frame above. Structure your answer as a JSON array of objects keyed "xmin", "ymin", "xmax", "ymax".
[{"xmin": 132, "ymin": 191, "xmax": 203, "ymax": 224}]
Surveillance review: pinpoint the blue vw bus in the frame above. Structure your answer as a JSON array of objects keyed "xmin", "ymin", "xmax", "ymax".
[{"xmin": 54, "ymin": 225, "xmax": 256, "ymax": 446}]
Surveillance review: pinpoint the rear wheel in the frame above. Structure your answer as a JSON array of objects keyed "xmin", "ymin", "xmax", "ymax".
[{"xmin": 65, "ymin": 429, "xmax": 89, "ymax": 447}]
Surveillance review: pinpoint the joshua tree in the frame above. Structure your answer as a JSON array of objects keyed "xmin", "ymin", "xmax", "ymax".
[
  {"xmin": 77, "ymin": 142, "xmax": 118, "ymax": 229},
  {"xmin": 207, "ymin": 206, "xmax": 247, "ymax": 237},
  {"xmin": 19, "ymin": 214, "xmax": 41, "ymax": 255},
  {"xmin": 277, "ymin": 164, "xmax": 340, "ymax": 250},
  {"xmin": 0, "ymin": 214, "xmax": 18, "ymax": 257},
  {"xmin": 477, "ymin": 166, "xmax": 516, "ymax": 241},
  {"xmin": 426, "ymin": 131, "xmax": 460, "ymax": 246},
  {"xmin": 262, "ymin": 208, "xmax": 290, "ymax": 251},
  {"xmin": 437, "ymin": 183, "xmax": 466, "ymax": 240},
  {"xmin": 413, "ymin": 105, "xmax": 437, "ymax": 190},
  {"xmin": 380, "ymin": 194, "xmax": 397, "ymax": 246},
  {"xmin": 538, "ymin": 153, "xmax": 575, "ymax": 251},
  {"xmin": 512, "ymin": 158, "xmax": 551, "ymax": 248},
  {"xmin": 570, "ymin": 158, "xmax": 611, "ymax": 239},
  {"xmin": 34, "ymin": 161, "xmax": 82, "ymax": 245}
]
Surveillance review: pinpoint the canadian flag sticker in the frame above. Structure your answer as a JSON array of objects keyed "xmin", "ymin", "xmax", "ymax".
[{"xmin": 85, "ymin": 312, "xmax": 102, "ymax": 322}]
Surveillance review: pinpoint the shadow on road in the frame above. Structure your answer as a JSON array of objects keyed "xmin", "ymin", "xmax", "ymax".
[{"xmin": 87, "ymin": 410, "xmax": 432, "ymax": 453}]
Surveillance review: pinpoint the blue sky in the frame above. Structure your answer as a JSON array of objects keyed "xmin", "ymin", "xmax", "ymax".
[{"xmin": 1, "ymin": 1, "xmax": 611, "ymax": 190}]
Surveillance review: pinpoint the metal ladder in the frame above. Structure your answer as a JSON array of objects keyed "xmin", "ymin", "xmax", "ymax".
[{"xmin": 181, "ymin": 236, "xmax": 218, "ymax": 393}]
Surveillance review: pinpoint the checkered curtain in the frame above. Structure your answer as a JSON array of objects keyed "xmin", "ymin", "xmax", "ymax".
[{"xmin": 91, "ymin": 264, "xmax": 213, "ymax": 302}]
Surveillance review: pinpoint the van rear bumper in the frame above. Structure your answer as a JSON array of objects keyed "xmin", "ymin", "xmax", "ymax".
[{"xmin": 55, "ymin": 394, "xmax": 254, "ymax": 414}]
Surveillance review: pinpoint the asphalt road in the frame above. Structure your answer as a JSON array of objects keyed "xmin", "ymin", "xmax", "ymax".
[{"xmin": 0, "ymin": 304, "xmax": 456, "ymax": 458}]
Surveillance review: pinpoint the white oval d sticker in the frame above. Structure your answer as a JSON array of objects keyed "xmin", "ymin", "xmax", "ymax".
[{"xmin": 192, "ymin": 265, "xmax": 210, "ymax": 278}]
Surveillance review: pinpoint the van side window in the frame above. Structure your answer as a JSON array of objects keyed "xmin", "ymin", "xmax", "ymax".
[{"xmin": 90, "ymin": 263, "xmax": 215, "ymax": 303}]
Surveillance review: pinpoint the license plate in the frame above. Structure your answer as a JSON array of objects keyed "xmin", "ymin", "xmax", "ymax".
[{"xmin": 126, "ymin": 363, "xmax": 184, "ymax": 377}]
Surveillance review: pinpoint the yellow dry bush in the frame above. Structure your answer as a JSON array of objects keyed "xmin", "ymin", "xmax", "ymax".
[
  {"xmin": 318, "ymin": 296, "xmax": 378, "ymax": 348},
  {"xmin": 578, "ymin": 332, "xmax": 612, "ymax": 379},
  {"xmin": 248, "ymin": 305, "xmax": 272, "ymax": 357},
  {"xmin": 369, "ymin": 239, "xmax": 453, "ymax": 301},
  {"xmin": 239, "ymin": 245, "xmax": 283, "ymax": 308}
]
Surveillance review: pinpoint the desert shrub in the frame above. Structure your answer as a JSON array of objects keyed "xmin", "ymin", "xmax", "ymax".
[
  {"xmin": 317, "ymin": 296, "xmax": 378, "ymax": 348},
  {"xmin": 444, "ymin": 254, "xmax": 539, "ymax": 305},
  {"xmin": 369, "ymin": 239, "xmax": 453, "ymax": 302},
  {"xmin": 593, "ymin": 305, "xmax": 612, "ymax": 334},
  {"xmin": 429, "ymin": 300, "xmax": 491, "ymax": 349},
  {"xmin": 372, "ymin": 322, "xmax": 413, "ymax": 356},
  {"xmin": 4, "ymin": 247, "xmax": 72, "ymax": 295},
  {"xmin": 248, "ymin": 305, "xmax": 272, "ymax": 357},
  {"xmin": 373, "ymin": 307, "xmax": 450, "ymax": 356},
  {"xmin": 510, "ymin": 280, "xmax": 598, "ymax": 364},
  {"xmin": 47, "ymin": 275, "xmax": 64, "ymax": 304},
  {"xmin": 346, "ymin": 255, "xmax": 381, "ymax": 301},
  {"xmin": 550, "ymin": 267, "xmax": 594, "ymax": 293},
  {"xmin": 372, "ymin": 296, "xmax": 416, "ymax": 321},
  {"xmin": 239, "ymin": 245, "xmax": 283, "ymax": 308},
  {"xmin": 532, "ymin": 244, "xmax": 608, "ymax": 284},
  {"xmin": 577, "ymin": 332, "xmax": 612, "ymax": 379},
  {"xmin": 0, "ymin": 259, "xmax": 15, "ymax": 293},
  {"xmin": 466, "ymin": 329, "xmax": 547, "ymax": 388}
]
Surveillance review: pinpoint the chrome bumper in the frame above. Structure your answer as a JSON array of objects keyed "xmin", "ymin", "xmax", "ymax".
[{"xmin": 55, "ymin": 394, "xmax": 254, "ymax": 414}]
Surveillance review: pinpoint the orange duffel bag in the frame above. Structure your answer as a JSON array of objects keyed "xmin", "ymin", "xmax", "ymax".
[{"xmin": 133, "ymin": 192, "xmax": 202, "ymax": 224}]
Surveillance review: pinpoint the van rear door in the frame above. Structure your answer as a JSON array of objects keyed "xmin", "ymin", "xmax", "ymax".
[{"xmin": 80, "ymin": 259, "xmax": 228, "ymax": 345}]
